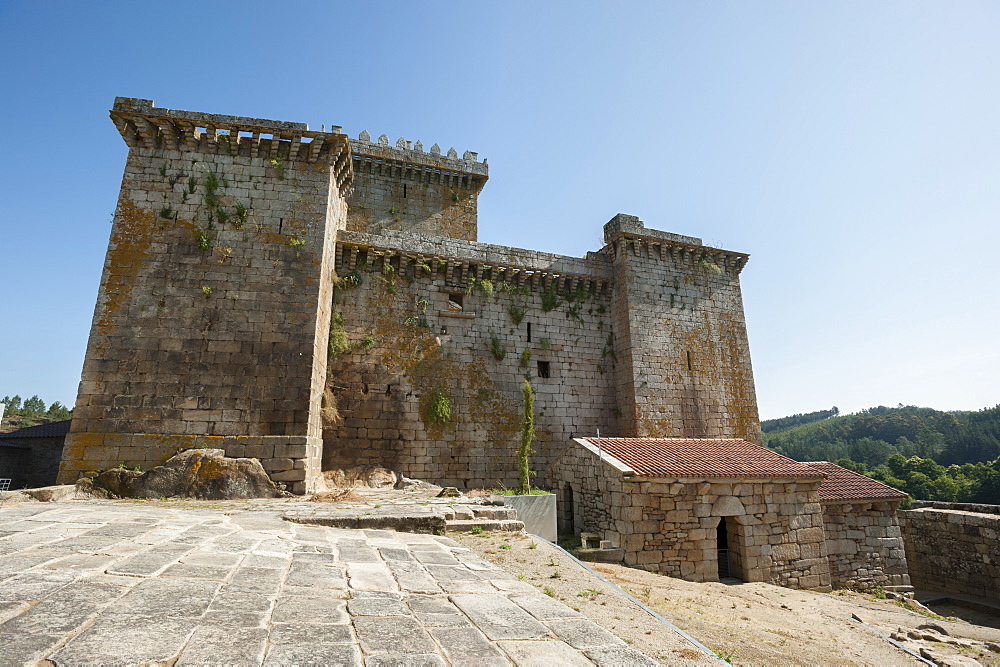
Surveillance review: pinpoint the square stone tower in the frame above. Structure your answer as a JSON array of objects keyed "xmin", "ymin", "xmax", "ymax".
[
  {"xmin": 604, "ymin": 214, "xmax": 761, "ymax": 443},
  {"xmin": 58, "ymin": 98, "xmax": 353, "ymax": 493}
]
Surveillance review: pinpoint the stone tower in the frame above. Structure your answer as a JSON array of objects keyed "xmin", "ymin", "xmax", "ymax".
[
  {"xmin": 58, "ymin": 98, "xmax": 353, "ymax": 493},
  {"xmin": 605, "ymin": 214, "xmax": 760, "ymax": 443},
  {"xmin": 345, "ymin": 131, "xmax": 488, "ymax": 241}
]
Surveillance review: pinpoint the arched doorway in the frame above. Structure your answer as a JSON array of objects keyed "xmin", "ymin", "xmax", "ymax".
[
  {"xmin": 716, "ymin": 516, "xmax": 746, "ymax": 581},
  {"xmin": 558, "ymin": 482, "xmax": 577, "ymax": 536}
]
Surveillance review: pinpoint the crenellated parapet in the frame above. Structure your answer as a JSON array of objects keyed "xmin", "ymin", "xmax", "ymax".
[
  {"xmin": 109, "ymin": 97, "xmax": 353, "ymax": 198},
  {"xmin": 351, "ymin": 129, "xmax": 488, "ymax": 185},
  {"xmin": 603, "ymin": 213, "xmax": 749, "ymax": 275},
  {"xmin": 346, "ymin": 129, "xmax": 487, "ymax": 241}
]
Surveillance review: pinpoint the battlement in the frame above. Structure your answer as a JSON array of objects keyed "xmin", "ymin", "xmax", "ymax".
[
  {"xmin": 352, "ymin": 130, "xmax": 488, "ymax": 179},
  {"xmin": 346, "ymin": 130, "xmax": 487, "ymax": 242},
  {"xmin": 110, "ymin": 98, "xmax": 353, "ymax": 197}
]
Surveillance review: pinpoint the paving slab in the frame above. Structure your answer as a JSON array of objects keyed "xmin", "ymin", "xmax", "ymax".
[
  {"xmin": 0, "ymin": 500, "xmax": 669, "ymax": 665},
  {"xmin": 176, "ymin": 625, "xmax": 269, "ymax": 666},
  {"xmin": 499, "ymin": 639, "xmax": 596, "ymax": 665},
  {"xmin": 450, "ymin": 593, "xmax": 551, "ymax": 640}
]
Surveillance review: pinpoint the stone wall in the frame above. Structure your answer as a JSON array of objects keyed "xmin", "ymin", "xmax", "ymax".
[
  {"xmin": 901, "ymin": 506, "xmax": 1000, "ymax": 602},
  {"xmin": 347, "ymin": 135, "xmax": 487, "ymax": 242},
  {"xmin": 552, "ymin": 441, "xmax": 832, "ymax": 589},
  {"xmin": 604, "ymin": 216, "xmax": 760, "ymax": 443},
  {"xmin": 822, "ymin": 501, "xmax": 910, "ymax": 591},
  {"xmin": 59, "ymin": 98, "xmax": 352, "ymax": 494},
  {"xmin": 325, "ymin": 230, "xmax": 618, "ymax": 488}
]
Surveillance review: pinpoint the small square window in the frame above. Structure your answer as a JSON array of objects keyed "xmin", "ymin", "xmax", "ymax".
[
  {"xmin": 448, "ymin": 293, "xmax": 463, "ymax": 311},
  {"xmin": 537, "ymin": 361, "xmax": 551, "ymax": 378}
]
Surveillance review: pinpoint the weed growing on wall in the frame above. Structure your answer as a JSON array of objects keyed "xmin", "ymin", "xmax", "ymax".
[
  {"xmin": 489, "ymin": 335, "xmax": 507, "ymax": 361},
  {"xmin": 428, "ymin": 388, "xmax": 453, "ymax": 425},
  {"xmin": 541, "ymin": 289, "xmax": 561, "ymax": 312},
  {"xmin": 328, "ymin": 310, "xmax": 350, "ymax": 360},
  {"xmin": 333, "ymin": 270, "xmax": 363, "ymax": 289},
  {"xmin": 699, "ymin": 251, "xmax": 722, "ymax": 274},
  {"xmin": 232, "ymin": 202, "xmax": 249, "ymax": 229},
  {"xmin": 520, "ymin": 349, "xmax": 531, "ymax": 369},
  {"xmin": 508, "ymin": 300, "xmax": 527, "ymax": 325},
  {"xmin": 466, "ymin": 277, "xmax": 495, "ymax": 300},
  {"xmin": 195, "ymin": 229, "xmax": 213, "ymax": 251},
  {"xmin": 268, "ymin": 157, "xmax": 284, "ymax": 179},
  {"xmin": 517, "ymin": 379, "xmax": 536, "ymax": 494}
]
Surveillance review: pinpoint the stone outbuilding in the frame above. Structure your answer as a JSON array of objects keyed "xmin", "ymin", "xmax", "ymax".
[
  {"xmin": 554, "ymin": 437, "xmax": 911, "ymax": 591},
  {"xmin": 0, "ymin": 420, "xmax": 70, "ymax": 489},
  {"xmin": 806, "ymin": 461, "xmax": 911, "ymax": 592},
  {"xmin": 554, "ymin": 437, "xmax": 834, "ymax": 590}
]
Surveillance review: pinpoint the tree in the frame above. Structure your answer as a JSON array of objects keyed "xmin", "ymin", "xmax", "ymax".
[
  {"xmin": 21, "ymin": 395, "xmax": 46, "ymax": 417},
  {"xmin": 2, "ymin": 395, "xmax": 22, "ymax": 412},
  {"xmin": 516, "ymin": 379, "xmax": 536, "ymax": 495},
  {"xmin": 47, "ymin": 401, "xmax": 72, "ymax": 421}
]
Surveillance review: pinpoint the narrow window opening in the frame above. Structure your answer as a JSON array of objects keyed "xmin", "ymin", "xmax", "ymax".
[
  {"xmin": 686, "ymin": 350, "xmax": 693, "ymax": 371},
  {"xmin": 526, "ymin": 322, "xmax": 532, "ymax": 342},
  {"xmin": 278, "ymin": 218, "xmax": 284, "ymax": 234},
  {"xmin": 448, "ymin": 293, "xmax": 463, "ymax": 312},
  {"xmin": 537, "ymin": 361, "xmax": 550, "ymax": 378},
  {"xmin": 403, "ymin": 184, "xmax": 407, "ymax": 198}
]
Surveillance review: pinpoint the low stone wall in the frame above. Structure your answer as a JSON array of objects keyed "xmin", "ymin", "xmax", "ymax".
[
  {"xmin": 822, "ymin": 501, "xmax": 909, "ymax": 591},
  {"xmin": 910, "ymin": 500, "xmax": 1000, "ymax": 515},
  {"xmin": 901, "ymin": 506, "xmax": 1000, "ymax": 602}
]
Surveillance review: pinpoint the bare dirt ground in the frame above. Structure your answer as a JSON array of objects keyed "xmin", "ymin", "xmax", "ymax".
[{"xmin": 453, "ymin": 530, "xmax": 1000, "ymax": 666}]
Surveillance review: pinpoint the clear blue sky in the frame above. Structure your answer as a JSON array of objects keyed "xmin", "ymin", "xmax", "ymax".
[{"xmin": 2, "ymin": 1, "xmax": 998, "ymax": 420}]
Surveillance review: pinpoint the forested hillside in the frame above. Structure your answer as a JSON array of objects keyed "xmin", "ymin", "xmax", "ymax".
[
  {"xmin": 763, "ymin": 404, "xmax": 1000, "ymax": 504},
  {"xmin": 1, "ymin": 394, "xmax": 72, "ymax": 432}
]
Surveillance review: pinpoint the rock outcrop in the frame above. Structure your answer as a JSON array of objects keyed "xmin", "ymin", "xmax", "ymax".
[{"xmin": 93, "ymin": 449, "xmax": 288, "ymax": 500}]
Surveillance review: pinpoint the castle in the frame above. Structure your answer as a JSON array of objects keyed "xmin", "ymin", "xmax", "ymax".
[{"xmin": 56, "ymin": 98, "xmax": 912, "ymax": 591}]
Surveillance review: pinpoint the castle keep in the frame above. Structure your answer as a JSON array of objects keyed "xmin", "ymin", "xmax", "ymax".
[{"xmin": 58, "ymin": 98, "xmax": 911, "ymax": 590}]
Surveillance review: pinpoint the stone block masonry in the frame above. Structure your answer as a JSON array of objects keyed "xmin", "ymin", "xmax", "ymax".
[
  {"xmin": 63, "ymin": 97, "xmax": 763, "ymax": 498},
  {"xmin": 325, "ymin": 230, "xmax": 617, "ymax": 489},
  {"xmin": 901, "ymin": 506, "xmax": 1000, "ymax": 602},
  {"xmin": 58, "ymin": 98, "xmax": 352, "ymax": 494},
  {"xmin": 347, "ymin": 131, "xmax": 488, "ymax": 242},
  {"xmin": 822, "ymin": 501, "xmax": 910, "ymax": 591},
  {"xmin": 605, "ymin": 215, "xmax": 759, "ymax": 443},
  {"xmin": 551, "ymin": 439, "xmax": 832, "ymax": 589}
]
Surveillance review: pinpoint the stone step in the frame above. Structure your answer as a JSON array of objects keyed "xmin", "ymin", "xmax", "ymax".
[
  {"xmin": 440, "ymin": 505, "xmax": 518, "ymax": 521},
  {"xmin": 472, "ymin": 506, "xmax": 517, "ymax": 520},
  {"xmin": 445, "ymin": 519, "xmax": 525, "ymax": 533}
]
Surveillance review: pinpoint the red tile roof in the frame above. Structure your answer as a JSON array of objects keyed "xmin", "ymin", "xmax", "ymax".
[
  {"xmin": 806, "ymin": 461, "xmax": 909, "ymax": 501},
  {"xmin": 579, "ymin": 438, "xmax": 825, "ymax": 479}
]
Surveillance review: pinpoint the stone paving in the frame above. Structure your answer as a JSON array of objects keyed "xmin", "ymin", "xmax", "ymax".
[{"xmin": 0, "ymin": 500, "xmax": 659, "ymax": 665}]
